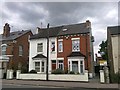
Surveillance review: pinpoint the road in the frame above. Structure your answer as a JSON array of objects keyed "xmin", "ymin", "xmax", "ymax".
[{"xmin": 2, "ymin": 84, "xmax": 96, "ymax": 90}]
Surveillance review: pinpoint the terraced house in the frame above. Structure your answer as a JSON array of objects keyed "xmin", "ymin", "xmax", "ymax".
[
  {"xmin": 29, "ymin": 20, "xmax": 94, "ymax": 78},
  {"xmin": 0, "ymin": 23, "xmax": 33, "ymax": 78}
]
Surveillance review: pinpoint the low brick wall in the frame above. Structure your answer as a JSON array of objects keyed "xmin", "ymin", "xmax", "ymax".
[{"xmin": 17, "ymin": 70, "xmax": 88, "ymax": 82}]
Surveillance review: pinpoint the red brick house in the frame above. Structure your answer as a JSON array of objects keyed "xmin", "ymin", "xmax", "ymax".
[
  {"xmin": 56, "ymin": 20, "xmax": 94, "ymax": 77},
  {"xmin": 0, "ymin": 23, "xmax": 33, "ymax": 76}
]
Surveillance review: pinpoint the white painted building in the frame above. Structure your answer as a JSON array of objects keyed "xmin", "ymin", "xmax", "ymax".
[{"xmin": 29, "ymin": 37, "xmax": 57, "ymax": 73}]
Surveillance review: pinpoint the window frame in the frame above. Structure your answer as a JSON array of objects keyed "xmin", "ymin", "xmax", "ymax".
[
  {"xmin": 35, "ymin": 62, "xmax": 40, "ymax": 72},
  {"xmin": 41, "ymin": 61, "xmax": 45, "ymax": 72},
  {"xmin": 37, "ymin": 43, "xmax": 43, "ymax": 53},
  {"xmin": 72, "ymin": 39, "xmax": 80, "ymax": 52},
  {"xmin": 58, "ymin": 60, "xmax": 64, "ymax": 70},
  {"xmin": 58, "ymin": 41, "xmax": 63, "ymax": 52},
  {"xmin": 51, "ymin": 41, "xmax": 55, "ymax": 52},
  {"xmin": 19, "ymin": 45, "xmax": 23, "ymax": 56},
  {"xmin": 2, "ymin": 45, "xmax": 7, "ymax": 55},
  {"xmin": 80, "ymin": 60, "xmax": 84, "ymax": 74}
]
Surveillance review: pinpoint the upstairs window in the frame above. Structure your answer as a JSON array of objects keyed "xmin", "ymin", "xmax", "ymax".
[
  {"xmin": 51, "ymin": 41, "xmax": 55, "ymax": 52},
  {"xmin": 58, "ymin": 41, "xmax": 63, "ymax": 52},
  {"xmin": 37, "ymin": 43, "xmax": 43, "ymax": 53},
  {"xmin": 19, "ymin": 45, "xmax": 23, "ymax": 56},
  {"xmin": 2, "ymin": 46, "xmax": 7, "ymax": 55},
  {"xmin": 72, "ymin": 39, "xmax": 80, "ymax": 52}
]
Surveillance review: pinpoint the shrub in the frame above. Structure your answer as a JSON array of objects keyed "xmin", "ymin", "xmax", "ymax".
[
  {"xmin": 69, "ymin": 71, "xmax": 75, "ymax": 74},
  {"xmin": 29, "ymin": 70, "xmax": 37, "ymax": 74},
  {"xmin": 21, "ymin": 67, "xmax": 28, "ymax": 73},
  {"xmin": 111, "ymin": 72, "xmax": 120, "ymax": 83},
  {"xmin": 52, "ymin": 68, "xmax": 64, "ymax": 74}
]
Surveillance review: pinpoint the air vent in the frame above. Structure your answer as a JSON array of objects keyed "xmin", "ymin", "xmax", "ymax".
[{"xmin": 62, "ymin": 28, "xmax": 68, "ymax": 32}]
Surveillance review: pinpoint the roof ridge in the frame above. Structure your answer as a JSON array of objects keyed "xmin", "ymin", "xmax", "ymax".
[{"xmin": 39, "ymin": 23, "xmax": 85, "ymax": 29}]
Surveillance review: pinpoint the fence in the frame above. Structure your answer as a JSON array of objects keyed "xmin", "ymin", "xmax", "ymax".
[{"xmin": 16, "ymin": 70, "xmax": 88, "ymax": 82}]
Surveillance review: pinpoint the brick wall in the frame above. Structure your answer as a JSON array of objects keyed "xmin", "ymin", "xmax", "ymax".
[{"xmin": 57, "ymin": 34, "xmax": 92, "ymax": 72}]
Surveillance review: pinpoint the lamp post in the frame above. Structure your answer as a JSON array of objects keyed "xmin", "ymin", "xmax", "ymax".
[{"xmin": 46, "ymin": 23, "xmax": 49, "ymax": 81}]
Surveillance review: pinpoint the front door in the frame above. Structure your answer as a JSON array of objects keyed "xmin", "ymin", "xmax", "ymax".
[
  {"xmin": 72, "ymin": 61, "xmax": 78, "ymax": 73},
  {"xmin": 51, "ymin": 60, "xmax": 56, "ymax": 71}
]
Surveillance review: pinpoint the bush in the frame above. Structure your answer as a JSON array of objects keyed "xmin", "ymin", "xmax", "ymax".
[
  {"xmin": 29, "ymin": 70, "xmax": 37, "ymax": 74},
  {"xmin": 21, "ymin": 67, "xmax": 28, "ymax": 73},
  {"xmin": 111, "ymin": 72, "xmax": 120, "ymax": 83},
  {"xmin": 69, "ymin": 71, "xmax": 75, "ymax": 74},
  {"xmin": 52, "ymin": 68, "xmax": 64, "ymax": 74}
]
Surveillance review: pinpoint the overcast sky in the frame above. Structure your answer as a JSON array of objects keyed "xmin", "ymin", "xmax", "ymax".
[{"xmin": 0, "ymin": 1, "xmax": 119, "ymax": 56}]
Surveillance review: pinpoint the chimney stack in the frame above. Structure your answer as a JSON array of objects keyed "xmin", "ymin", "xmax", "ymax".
[
  {"xmin": 3, "ymin": 23, "xmax": 10, "ymax": 37},
  {"xmin": 86, "ymin": 20, "xmax": 91, "ymax": 28}
]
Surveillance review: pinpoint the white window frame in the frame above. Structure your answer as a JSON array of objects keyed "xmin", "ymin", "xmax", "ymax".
[
  {"xmin": 72, "ymin": 38, "xmax": 80, "ymax": 52},
  {"xmin": 68, "ymin": 58, "xmax": 85, "ymax": 74},
  {"xmin": 80, "ymin": 60, "xmax": 84, "ymax": 74},
  {"xmin": 58, "ymin": 41, "xmax": 63, "ymax": 52},
  {"xmin": 2, "ymin": 45, "xmax": 7, "ymax": 55},
  {"xmin": 34, "ymin": 60, "xmax": 46, "ymax": 73},
  {"xmin": 51, "ymin": 41, "xmax": 55, "ymax": 52},
  {"xmin": 41, "ymin": 61, "xmax": 45, "ymax": 72},
  {"xmin": 35, "ymin": 62, "xmax": 40, "ymax": 72},
  {"xmin": 58, "ymin": 60, "xmax": 64, "ymax": 70},
  {"xmin": 37, "ymin": 43, "xmax": 43, "ymax": 53}
]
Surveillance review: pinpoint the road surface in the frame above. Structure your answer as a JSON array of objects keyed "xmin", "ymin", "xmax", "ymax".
[{"xmin": 2, "ymin": 84, "xmax": 96, "ymax": 90}]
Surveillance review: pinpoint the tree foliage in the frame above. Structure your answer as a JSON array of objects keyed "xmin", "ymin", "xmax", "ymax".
[{"xmin": 98, "ymin": 40, "xmax": 108, "ymax": 60}]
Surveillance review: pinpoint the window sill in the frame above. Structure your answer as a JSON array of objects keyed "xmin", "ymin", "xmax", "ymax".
[
  {"xmin": 37, "ymin": 52, "xmax": 43, "ymax": 54},
  {"xmin": 58, "ymin": 51, "xmax": 63, "ymax": 53},
  {"xmin": 37, "ymin": 72, "xmax": 46, "ymax": 74},
  {"xmin": 72, "ymin": 51, "xmax": 80, "ymax": 52},
  {"xmin": 51, "ymin": 51, "xmax": 56, "ymax": 54}
]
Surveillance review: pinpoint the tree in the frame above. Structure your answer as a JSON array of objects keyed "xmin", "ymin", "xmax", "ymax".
[{"xmin": 98, "ymin": 40, "xmax": 108, "ymax": 60}]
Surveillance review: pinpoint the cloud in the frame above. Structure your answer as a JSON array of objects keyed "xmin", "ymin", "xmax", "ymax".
[{"xmin": 1, "ymin": 2, "xmax": 118, "ymax": 54}]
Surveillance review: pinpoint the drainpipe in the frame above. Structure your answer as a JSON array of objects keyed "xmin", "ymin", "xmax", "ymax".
[
  {"xmin": 86, "ymin": 33, "xmax": 88, "ymax": 73},
  {"xmin": 46, "ymin": 23, "xmax": 49, "ymax": 81}
]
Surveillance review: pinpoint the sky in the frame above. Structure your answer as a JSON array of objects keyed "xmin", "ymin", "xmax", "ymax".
[{"xmin": 0, "ymin": 0, "xmax": 119, "ymax": 56}]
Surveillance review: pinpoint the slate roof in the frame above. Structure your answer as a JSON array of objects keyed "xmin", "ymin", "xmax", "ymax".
[
  {"xmin": 67, "ymin": 52, "xmax": 86, "ymax": 57},
  {"xmin": 32, "ymin": 54, "xmax": 47, "ymax": 59},
  {"xmin": 58, "ymin": 23, "xmax": 90, "ymax": 36},
  {"xmin": 30, "ymin": 23, "xmax": 90, "ymax": 40},
  {"xmin": 107, "ymin": 26, "xmax": 120, "ymax": 35},
  {"xmin": 30, "ymin": 26, "xmax": 62, "ymax": 39},
  {"xmin": 0, "ymin": 30, "xmax": 31, "ymax": 41}
]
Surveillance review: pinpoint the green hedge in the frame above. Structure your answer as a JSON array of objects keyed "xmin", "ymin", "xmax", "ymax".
[
  {"xmin": 111, "ymin": 72, "xmax": 120, "ymax": 83},
  {"xmin": 51, "ymin": 68, "xmax": 64, "ymax": 74},
  {"xmin": 29, "ymin": 70, "xmax": 37, "ymax": 74}
]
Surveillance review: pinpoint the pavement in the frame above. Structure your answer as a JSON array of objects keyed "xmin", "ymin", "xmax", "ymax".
[{"xmin": 1, "ymin": 79, "xmax": 119, "ymax": 90}]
